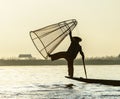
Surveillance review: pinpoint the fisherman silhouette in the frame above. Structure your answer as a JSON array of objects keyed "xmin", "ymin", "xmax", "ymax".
[{"xmin": 48, "ymin": 31, "xmax": 85, "ymax": 78}]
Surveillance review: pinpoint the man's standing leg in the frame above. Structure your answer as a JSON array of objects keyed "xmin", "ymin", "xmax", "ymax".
[{"xmin": 67, "ymin": 60, "xmax": 74, "ymax": 77}]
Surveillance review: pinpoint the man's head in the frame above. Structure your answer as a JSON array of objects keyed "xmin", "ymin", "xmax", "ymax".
[{"xmin": 73, "ymin": 37, "xmax": 82, "ymax": 42}]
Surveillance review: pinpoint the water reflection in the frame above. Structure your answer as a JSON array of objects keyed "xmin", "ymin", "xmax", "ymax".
[{"xmin": 0, "ymin": 66, "xmax": 120, "ymax": 99}]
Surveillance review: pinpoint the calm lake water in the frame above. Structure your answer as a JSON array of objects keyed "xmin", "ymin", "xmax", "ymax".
[{"xmin": 0, "ymin": 65, "xmax": 120, "ymax": 99}]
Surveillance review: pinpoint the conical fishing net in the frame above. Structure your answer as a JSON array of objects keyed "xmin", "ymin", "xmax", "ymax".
[{"xmin": 30, "ymin": 19, "xmax": 77, "ymax": 59}]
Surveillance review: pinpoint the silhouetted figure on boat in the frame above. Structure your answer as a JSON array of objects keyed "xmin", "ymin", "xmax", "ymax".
[{"xmin": 48, "ymin": 31, "xmax": 86, "ymax": 78}]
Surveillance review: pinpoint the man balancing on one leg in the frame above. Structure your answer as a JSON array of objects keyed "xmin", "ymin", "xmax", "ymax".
[{"xmin": 48, "ymin": 31, "xmax": 87, "ymax": 78}]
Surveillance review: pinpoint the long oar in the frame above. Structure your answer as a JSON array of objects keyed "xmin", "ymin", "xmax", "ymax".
[{"xmin": 82, "ymin": 59, "xmax": 87, "ymax": 78}]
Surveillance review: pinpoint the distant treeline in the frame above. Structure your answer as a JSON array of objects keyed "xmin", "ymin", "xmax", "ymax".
[
  {"xmin": 83, "ymin": 57, "xmax": 120, "ymax": 65},
  {"xmin": 0, "ymin": 56, "xmax": 120, "ymax": 66}
]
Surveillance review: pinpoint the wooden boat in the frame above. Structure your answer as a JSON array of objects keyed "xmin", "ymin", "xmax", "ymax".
[{"xmin": 65, "ymin": 76, "xmax": 120, "ymax": 86}]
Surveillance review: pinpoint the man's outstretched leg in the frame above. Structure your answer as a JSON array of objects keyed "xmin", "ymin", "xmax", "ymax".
[{"xmin": 48, "ymin": 52, "xmax": 67, "ymax": 61}]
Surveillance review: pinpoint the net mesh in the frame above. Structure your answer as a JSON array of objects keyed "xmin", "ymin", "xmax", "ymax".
[{"xmin": 30, "ymin": 19, "xmax": 77, "ymax": 59}]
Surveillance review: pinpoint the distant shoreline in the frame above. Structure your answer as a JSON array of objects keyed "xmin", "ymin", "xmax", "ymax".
[{"xmin": 0, "ymin": 57, "xmax": 120, "ymax": 66}]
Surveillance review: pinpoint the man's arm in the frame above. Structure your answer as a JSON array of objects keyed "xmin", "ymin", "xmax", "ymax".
[
  {"xmin": 80, "ymin": 50, "xmax": 85, "ymax": 64},
  {"xmin": 69, "ymin": 31, "xmax": 73, "ymax": 42}
]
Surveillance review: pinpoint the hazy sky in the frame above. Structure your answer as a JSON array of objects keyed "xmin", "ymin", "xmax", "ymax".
[{"xmin": 0, "ymin": 0, "xmax": 120, "ymax": 58}]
